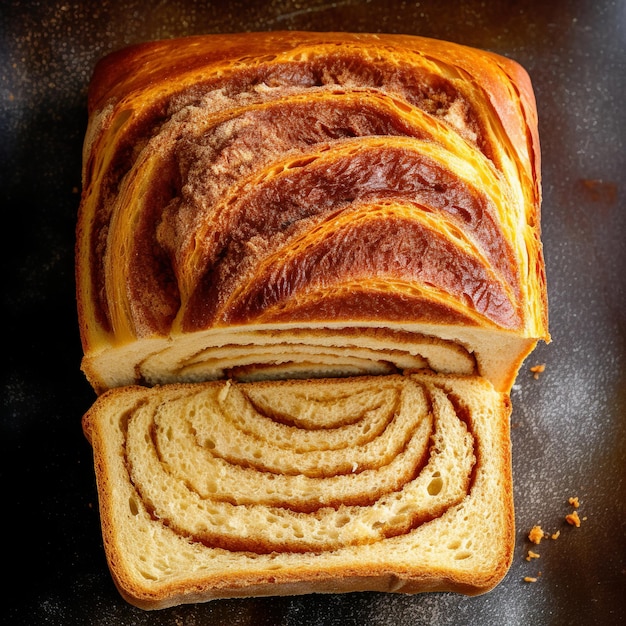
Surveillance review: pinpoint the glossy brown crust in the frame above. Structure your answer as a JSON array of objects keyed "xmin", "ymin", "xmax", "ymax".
[
  {"xmin": 76, "ymin": 31, "xmax": 548, "ymax": 361},
  {"xmin": 221, "ymin": 205, "xmax": 517, "ymax": 325}
]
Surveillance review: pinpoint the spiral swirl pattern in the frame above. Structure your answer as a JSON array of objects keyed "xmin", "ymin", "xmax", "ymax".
[
  {"xmin": 82, "ymin": 371, "xmax": 514, "ymax": 607},
  {"xmin": 124, "ymin": 376, "xmax": 472, "ymax": 554}
]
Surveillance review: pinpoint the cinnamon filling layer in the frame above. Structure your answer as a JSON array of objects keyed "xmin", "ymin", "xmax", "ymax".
[{"xmin": 123, "ymin": 377, "xmax": 477, "ymax": 554}]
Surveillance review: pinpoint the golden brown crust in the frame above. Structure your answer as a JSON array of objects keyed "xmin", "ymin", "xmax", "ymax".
[{"xmin": 76, "ymin": 31, "xmax": 548, "ymax": 394}]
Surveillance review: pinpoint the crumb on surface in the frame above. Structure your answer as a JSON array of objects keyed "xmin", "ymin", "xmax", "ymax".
[
  {"xmin": 528, "ymin": 525, "xmax": 545, "ymax": 544},
  {"xmin": 566, "ymin": 511, "xmax": 581, "ymax": 527},
  {"xmin": 524, "ymin": 576, "xmax": 538, "ymax": 583},
  {"xmin": 551, "ymin": 530, "xmax": 560, "ymax": 540},
  {"xmin": 568, "ymin": 496, "xmax": 580, "ymax": 508},
  {"xmin": 526, "ymin": 550, "xmax": 540, "ymax": 561},
  {"xmin": 530, "ymin": 363, "xmax": 546, "ymax": 379}
]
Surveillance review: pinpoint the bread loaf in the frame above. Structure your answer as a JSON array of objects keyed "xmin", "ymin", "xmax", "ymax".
[
  {"xmin": 77, "ymin": 32, "xmax": 549, "ymax": 609},
  {"xmin": 75, "ymin": 31, "xmax": 548, "ymax": 395},
  {"xmin": 82, "ymin": 371, "xmax": 514, "ymax": 610}
]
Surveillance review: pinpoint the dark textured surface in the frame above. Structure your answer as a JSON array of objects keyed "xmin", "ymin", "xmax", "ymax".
[{"xmin": 2, "ymin": 1, "xmax": 625, "ymax": 624}]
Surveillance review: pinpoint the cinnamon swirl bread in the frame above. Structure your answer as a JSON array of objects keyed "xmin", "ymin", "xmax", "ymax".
[
  {"xmin": 82, "ymin": 371, "xmax": 514, "ymax": 609},
  {"xmin": 78, "ymin": 32, "xmax": 549, "ymax": 608},
  {"xmin": 75, "ymin": 31, "xmax": 548, "ymax": 395}
]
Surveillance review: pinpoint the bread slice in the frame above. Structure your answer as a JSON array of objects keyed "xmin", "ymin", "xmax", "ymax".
[
  {"xmin": 82, "ymin": 371, "xmax": 513, "ymax": 610},
  {"xmin": 75, "ymin": 31, "xmax": 549, "ymax": 395}
]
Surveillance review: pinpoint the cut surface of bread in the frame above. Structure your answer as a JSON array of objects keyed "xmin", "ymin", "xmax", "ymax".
[
  {"xmin": 82, "ymin": 372, "xmax": 514, "ymax": 610},
  {"xmin": 75, "ymin": 31, "xmax": 549, "ymax": 395}
]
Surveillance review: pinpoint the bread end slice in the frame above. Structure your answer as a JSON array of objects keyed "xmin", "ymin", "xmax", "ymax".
[{"xmin": 82, "ymin": 372, "xmax": 513, "ymax": 610}]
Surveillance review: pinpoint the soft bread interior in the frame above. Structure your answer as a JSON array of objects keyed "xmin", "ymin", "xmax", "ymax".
[
  {"xmin": 81, "ymin": 323, "xmax": 538, "ymax": 394},
  {"xmin": 82, "ymin": 372, "xmax": 513, "ymax": 610}
]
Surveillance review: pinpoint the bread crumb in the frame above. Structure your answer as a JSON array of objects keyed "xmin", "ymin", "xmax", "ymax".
[
  {"xmin": 523, "ymin": 495, "xmax": 585, "ymax": 585},
  {"xmin": 530, "ymin": 363, "xmax": 546, "ymax": 379},
  {"xmin": 528, "ymin": 525, "xmax": 545, "ymax": 544}
]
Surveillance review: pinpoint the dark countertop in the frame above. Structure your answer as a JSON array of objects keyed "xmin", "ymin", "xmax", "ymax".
[{"xmin": 2, "ymin": 1, "xmax": 625, "ymax": 624}]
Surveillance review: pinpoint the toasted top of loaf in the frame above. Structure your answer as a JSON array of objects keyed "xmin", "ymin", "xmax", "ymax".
[
  {"xmin": 75, "ymin": 32, "xmax": 548, "ymax": 394},
  {"xmin": 82, "ymin": 371, "xmax": 514, "ymax": 610}
]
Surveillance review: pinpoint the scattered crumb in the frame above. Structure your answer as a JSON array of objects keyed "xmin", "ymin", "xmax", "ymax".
[
  {"xmin": 528, "ymin": 525, "xmax": 545, "ymax": 544},
  {"xmin": 530, "ymin": 364, "xmax": 546, "ymax": 379},
  {"xmin": 524, "ymin": 495, "xmax": 585, "ymax": 586}
]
